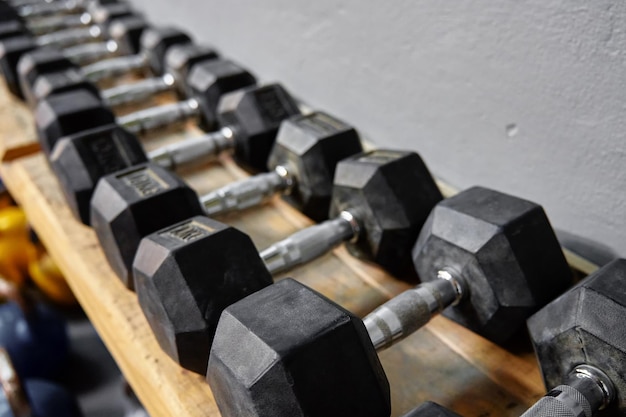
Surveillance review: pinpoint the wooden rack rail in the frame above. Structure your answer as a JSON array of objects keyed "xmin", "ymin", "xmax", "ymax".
[{"xmin": 0, "ymin": 79, "xmax": 597, "ymax": 417}]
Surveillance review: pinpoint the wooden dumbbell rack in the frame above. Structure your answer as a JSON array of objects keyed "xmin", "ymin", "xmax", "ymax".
[{"xmin": 0, "ymin": 77, "xmax": 598, "ymax": 417}]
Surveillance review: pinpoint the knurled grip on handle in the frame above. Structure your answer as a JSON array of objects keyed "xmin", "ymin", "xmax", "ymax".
[
  {"xmin": 82, "ymin": 53, "xmax": 147, "ymax": 82},
  {"xmin": 27, "ymin": 13, "xmax": 87, "ymax": 35},
  {"xmin": 36, "ymin": 25, "xmax": 100, "ymax": 48},
  {"xmin": 101, "ymin": 74, "xmax": 174, "ymax": 107},
  {"xmin": 118, "ymin": 98, "xmax": 200, "ymax": 135},
  {"xmin": 521, "ymin": 385, "xmax": 592, "ymax": 417},
  {"xmin": 260, "ymin": 215, "xmax": 356, "ymax": 274},
  {"xmin": 363, "ymin": 277, "xmax": 460, "ymax": 351},
  {"xmin": 148, "ymin": 129, "xmax": 233, "ymax": 171},
  {"xmin": 18, "ymin": 0, "xmax": 81, "ymax": 18},
  {"xmin": 200, "ymin": 170, "xmax": 291, "ymax": 216},
  {"xmin": 64, "ymin": 40, "xmax": 115, "ymax": 65}
]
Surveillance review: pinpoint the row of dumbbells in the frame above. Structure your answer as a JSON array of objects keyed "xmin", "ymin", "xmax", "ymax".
[{"xmin": 1, "ymin": 1, "xmax": 625, "ymax": 416}]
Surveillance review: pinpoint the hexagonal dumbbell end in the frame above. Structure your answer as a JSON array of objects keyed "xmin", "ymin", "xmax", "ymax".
[
  {"xmin": 140, "ymin": 26, "xmax": 192, "ymax": 75},
  {"xmin": 164, "ymin": 43, "xmax": 219, "ymax": 94},
  {"xmin": 50, "ymin": 124, "xmax": 147, "ymax": 224},
  {"xmin": 260, "ymin": 150, "xmax": 443, "ymax": 277},
  {"xmin": 17, "ymin": 48, "xmax": 76, "ymax": 105},
  {"xmin": 218, "ymin": 83, "xmax": 301, "ymax": 172},
  {"xmin": 524, "ymin": 258, "xmax": 626, "ymax": 417},
  {"xmin": 0, "ymin": 20, "xmax": 25, "ymax": 40},
  {"xmin": 134, "ymin": 215, "xmax": 273, "ymax": 374},
  {"xmin": 186, "ymin": 59, "xmax": 257, "ymax": 131},
  {"xmin": 208, "ymin": 278, "xmax": 390, "ymax": 417},
  {"xmin": 0, "ymin": 35, "xmax": 37, "ymax": 97},
  {"xmin": 411, "ymin": 186, "xmax": 572, "ymax": 344},
  {"xmin": 108, "ymin": 15, "xmax": 151, "ymax": 56},
  {"xmin": 402, "ymin": 403, "xmax": 462, "ymax": 417},
  {"xmin": 35, "ymin": 88, "xmax": 114, "ymax": 155},
  {"xmin": 269, "ymin": 112, "xmax": 363, "ymax": 220},
  {"xmin": 29, "ymin": 68, "xmax": 101, "ymax": 108},
  {"xmin": 200, "ymin": 111, "xmax": 363, "ymax": 221},
  {"xmin": 90, "ymin": 163, "xmax": 205, "ymax": 289}
]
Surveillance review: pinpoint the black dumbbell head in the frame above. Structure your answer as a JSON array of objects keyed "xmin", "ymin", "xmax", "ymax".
[
  {"xmin": 328, "ymin": 149, "xmax": 443, "ymax": 275},
  {"xmin": 0, "ymin": 3, "xmax": 20, "ymax": 23},
  {"xmin": 218, "ymin": 83, "xmax": 301, "ymax": 172},
  {"xmin": 0, "ymin": 19, "xmax": 25, "ymax": 40},
  {"xmin": 164, "ymin": 43, "xmax": 219, "ymax": 94},
  {"xmin": 50, "ymin": 124, "xmax": 147, "ymax": 224},
  {"xmin": 140, "ymin": 27, "xmax": 192, "ymax": 75},
  {"xmin": 186, "ymin": 59, "xmax": 257, "ymax": 131},
  {"xmin": 528, "ymin": 258, "xmax": 626, "ymax": 416},
  {"xmin": 134, "ymin": 215, "xmax": 273, "ymax": 374},
  {"xmin": 29, "ymin": 69, "xmax": 100, "ymax": 108},
  {"xmin": 413, "ymin": 186, "xmax": 573, "ymax": 344},
  {"xmin": 90, "ymin": 3, "xmax": 136, "ymax": 27},
  {"xmin": 90, "ymin": 163, "xmax": 205, "ymax": 289},
  {"xmin": 108, "ymin": 14, "xmax": 150, "ymax": 55},
  {"xmin": 17, "ymin": 48, "xmax": 77, "ymax": 105},
  {"xmin": 0, "ymin": 34, "xmax": 36, "ymax": 97},
  {"xmin": 208, "ymin": 278, "xmax": 390, "ymax": 417},
  {"xmin": 267, "ymin": 111, "xmax": 363, "ymax": 222},
  {"xmin": 35, "ymin": 88, "xmax": 113, "ymax": 155},
  {"xmin": 402, "ymin": 403, "xmax": 462, "ymax": 417}
]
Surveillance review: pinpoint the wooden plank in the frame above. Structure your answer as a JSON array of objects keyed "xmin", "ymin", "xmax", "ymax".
[
  {"xmin": 0, "ymin": 80, "xmax": 40, "ymax": 161},
  {"xmin": 0, "ymin": 89, "xmax": 556, "ymax": 416}
]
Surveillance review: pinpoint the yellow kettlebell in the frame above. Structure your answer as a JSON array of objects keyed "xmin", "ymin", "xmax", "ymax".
[{"xmin": 0, "ymin": 207, "xmax": 36, "ymax": 286}]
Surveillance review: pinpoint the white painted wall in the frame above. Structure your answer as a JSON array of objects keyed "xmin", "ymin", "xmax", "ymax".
[{"xmin": 130, "ymin": 0, "xmax": 626, "ymax": 259}]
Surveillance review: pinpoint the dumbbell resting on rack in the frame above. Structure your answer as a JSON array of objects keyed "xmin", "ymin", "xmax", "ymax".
[
  {"xmin": 18, "ymin": 27, "xmax": 219, "ymax": 109},
  {"xmin": 408, "ymin": 259, "xmax": 626, "ymax": 417},
  {"xmin": 131, "ymin": 150, "xmax": 440, "ymax": 373},
  {"xmin": 202, "ymin": 186, "xmax": 572, "ymax": 416},
  {"xmin": 0, "ymin": 3, "xmax": 142, "ymax": 96},
  {"xmin": 35, "ymin": 58, "xmax": 257, "ymax": 155}
]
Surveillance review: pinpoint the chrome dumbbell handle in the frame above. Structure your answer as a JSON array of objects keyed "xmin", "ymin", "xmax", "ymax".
[
  {"xmin": 520, "ymin": 366, "xmax": 615, "ymax": 417},
  {"xmin": 82, "ymin": 52, "xmax": 147, "ymax": 82},
  {"xmin": 364, "ymin": 270, "xmax": 464, "ymax": 351},
  {"xmin": 118, "ymin": 98, "xmax": 200, "ymax": 135},
  {"xmin": 148, "ymin": 127, "xmax": 236, "ymax": 171},
  {"xmin": 200, "ymin": 166, "xmax": 293, "ymax": 216},
  {"xmin": 260, "ymin": 211, "xmax": 359, "ymax": 274},
  {"xmin": 63, "ymin": 39, "xmax": 117, "ymax": 65},
  {"xmin": 102, "ymin": 74, "xmax": 175, "ymax": 107}
]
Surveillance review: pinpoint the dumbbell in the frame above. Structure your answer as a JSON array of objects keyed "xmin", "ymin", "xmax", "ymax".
[
  {"xmin": 204, "ymin": 186, "xmax": 573, "ymax": 417},
  {"xmin": 1, "ymin": 0, "xmax": 124, "ymax": 35},
  {"xmin": 410, "ymin": 259, "xmax": 626, "ymax": 417},
  {"xmin": 256, "ymin": 150, "xmax": 444, "ymax": 275},
  {"xmin": 54, "ymin": 111, "xmax": 362, "ymax": 227},
  {"xmin": 88, "ymin": 83, "xmax": 300, "ymax": 286},
  {"xmin": 20, "ymin": 40, "xmax": 218, "ymax": 108},
  {"xmin": 0, "ymin": 348, "xmax": 82, "ymax": 417},
  {"xmin": 198, "ymin": 112, "xmax": 364, "ymax": 222},
  {"xmin": 0, "ymin": 6, "xmax": 143, "ymax": 97},
  {"xmin": 131, "ymin": 149, "xmax": 439, "ymax": 373},
  {"xmin": 36, "ymin": 58, "xmax": 256, "ymax": 155},
  {"xmin": 14, "ymin": 15, "xmax": 150, "ymax": 99}
]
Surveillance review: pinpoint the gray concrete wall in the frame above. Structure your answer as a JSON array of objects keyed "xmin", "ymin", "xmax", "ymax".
[{"xmin": 129, "ymin": 0, "xmax": 626, "ymax": 259}]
